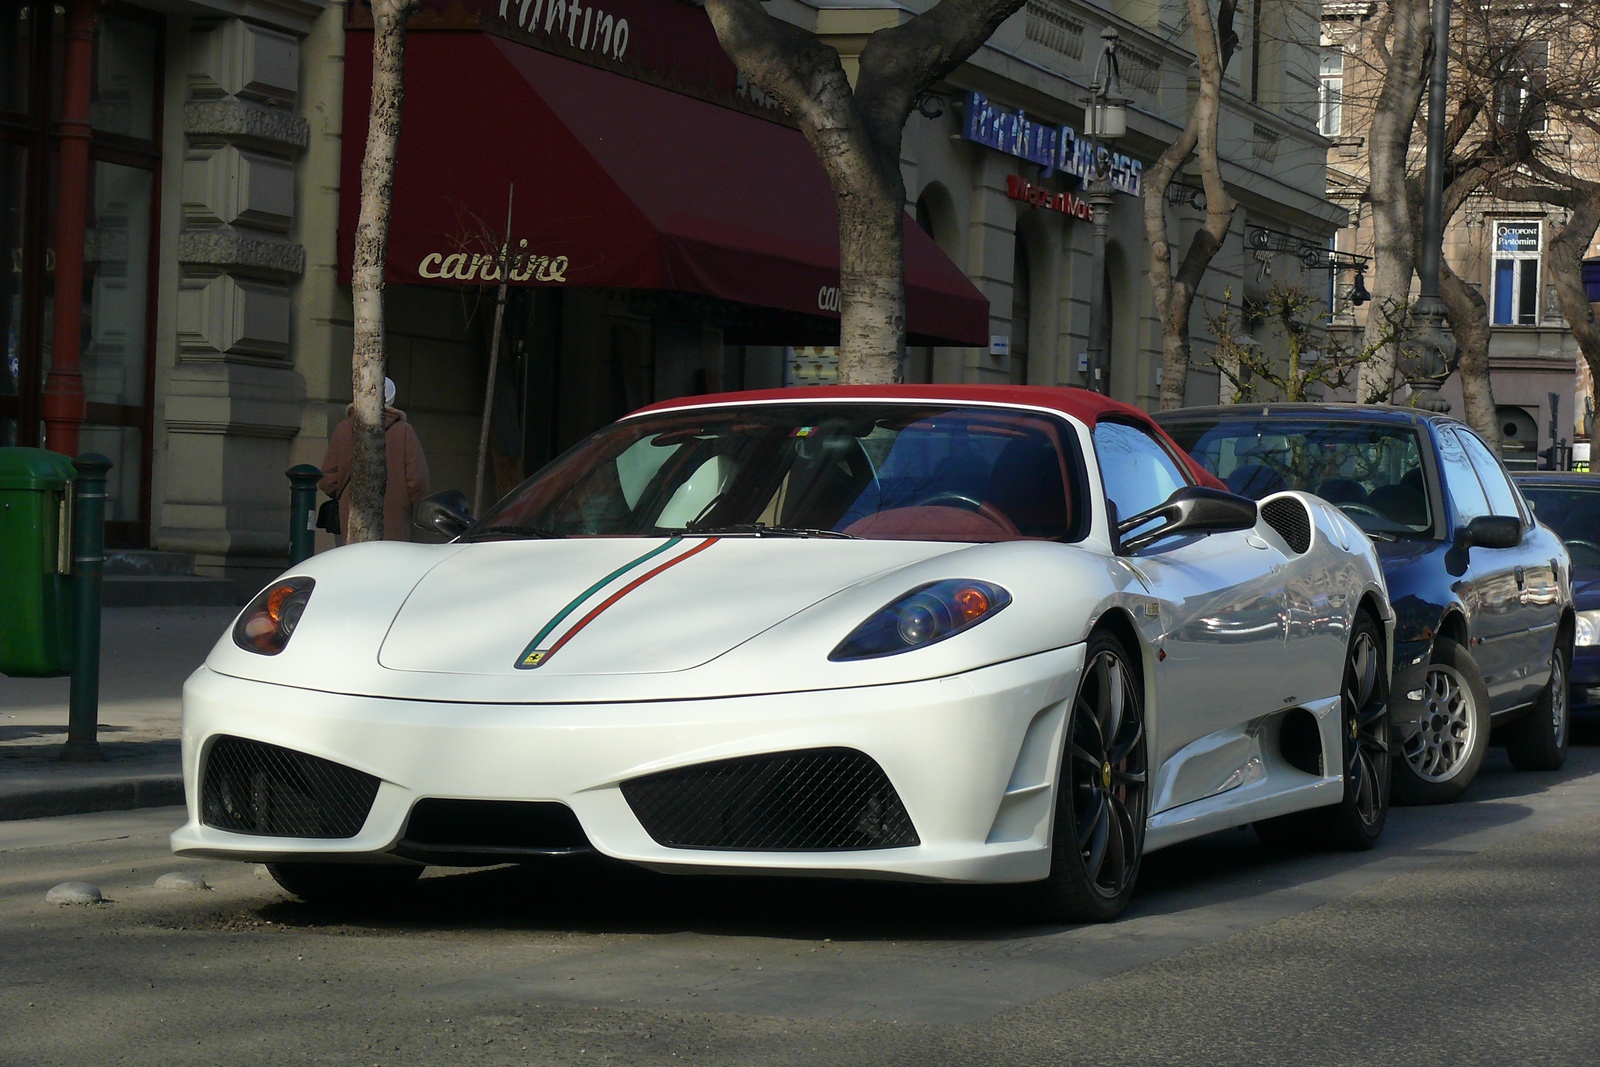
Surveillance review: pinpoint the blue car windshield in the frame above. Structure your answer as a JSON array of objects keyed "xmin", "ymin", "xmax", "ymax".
[
  {"xmin": 469, "ymin": 403, "xmax": 1086, "ymax": 543},
  {"xmin": 1163, "ymin": 418, "xmax": 1434, "ymax": 536}
]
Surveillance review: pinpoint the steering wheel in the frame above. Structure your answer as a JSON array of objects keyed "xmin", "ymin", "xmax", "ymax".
[
  {"xmin": 1339, "ymin": 502, "xmax": 1386, "ymax": 519},
  {"xmin": 912, "ymin": 492, "xmax": 1021, "ymax": 536}
]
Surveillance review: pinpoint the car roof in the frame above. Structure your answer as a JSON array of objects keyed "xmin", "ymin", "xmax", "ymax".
[
  {"xmin": 633, "ymin": 384, "xmax": 1153, "ymax": 427},
  {"xmin": 1513, "ymin": 472, "xmax": 1600, "ymax": 485},
  {"xmin": 1152, "ymin": 402, "xmax": 1431, "ymax": 427}
]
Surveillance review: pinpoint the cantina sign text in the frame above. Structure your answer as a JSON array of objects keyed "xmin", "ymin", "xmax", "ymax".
[{"xmin": 417, "ymin": 240, "xmax": 569, "ymax": 283}]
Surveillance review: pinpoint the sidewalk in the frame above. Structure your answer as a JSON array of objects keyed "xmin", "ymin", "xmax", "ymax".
[{"xmin": 0, "ymin": 606, "xmax": 238, "ymax": 820}]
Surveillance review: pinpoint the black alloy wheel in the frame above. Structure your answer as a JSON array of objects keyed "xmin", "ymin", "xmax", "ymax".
[
  {"xmin": 1259, "ymin": 612, "xmax": 1391, "ymax": 850},
  {"xmin": 1028, "ymin": 630, "xmax": 1149, "ymax": 923}
]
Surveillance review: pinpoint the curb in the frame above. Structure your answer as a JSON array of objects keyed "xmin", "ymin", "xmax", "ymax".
[{"xmin": 0, "ymin": 776, "xmax": 186, "ymax": 822}]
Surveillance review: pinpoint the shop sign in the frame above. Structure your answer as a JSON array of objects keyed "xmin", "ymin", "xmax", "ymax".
[
  {"xmin": 497, "ymin": 0, "xmax": 630, "ymax": 62},
  {"xmin": 963, "ymin": 92, "xmax": 1142, "ymax": 197},
  {"xmin": 416, "ymin": 242, "xmax": 570, "ymax": 283},
  {"xmin": 1495, "ymin": 221, "xmax": 1540, "ymax": 254},
  {"xmin": 1006, "ymin": 175, "xmax": 1092, "ymax": 220}
]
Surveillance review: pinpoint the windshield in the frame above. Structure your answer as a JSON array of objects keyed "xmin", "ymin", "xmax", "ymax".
[
  {"xmin": 470, "ymin": 403, "xmax": 1084, "ymax": 543},
  {"xmin": 1163, "ymin": 417, "xmax": 1434, "ymax": 537},
  {"xmin": 1519, "ymin": 485, "xmax": 1600, "ymax": 567}
]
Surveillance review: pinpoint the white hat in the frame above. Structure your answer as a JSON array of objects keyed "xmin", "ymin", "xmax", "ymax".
[{"xmin": 384, "ymin": 377, "xmax": 396, "ymax": 406}]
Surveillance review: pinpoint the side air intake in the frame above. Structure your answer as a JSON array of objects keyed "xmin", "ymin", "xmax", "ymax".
[
  {"xmin": 200, "ymin": 736, "xmax": 379, "ymax": 838},
  {"xmin": 1260, "ymin": 496, "xmax": 1312, "ymax": 554}
]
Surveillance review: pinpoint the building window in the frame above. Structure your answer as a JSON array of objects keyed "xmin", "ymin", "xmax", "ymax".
[
  {"xmin": 1492, "ymin": 220, "xmax": 1541, "ymax": 326},
  {"xmin": 1319, "ymin": 50, "xmax": 1343, "ymax": 136},
  {"xmin": 1495, "ymin": 40, "xmax": 1547, "ymax": 134}
]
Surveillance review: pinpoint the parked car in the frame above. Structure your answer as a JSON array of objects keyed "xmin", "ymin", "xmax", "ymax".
[
  {"xmin": 174, "ymin": 385, "xmax": 1394, "ymax": 922},
  {"xmin": 1157, "ymin": 404, "xmax": 1574, "ymax": 805},
  {"xmin": 1512, "ymin": 471, "xmax": 1600, "ymax": 722}
]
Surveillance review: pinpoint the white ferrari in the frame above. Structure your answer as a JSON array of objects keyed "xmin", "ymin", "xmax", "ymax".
[{"xmin": 172, "ymin": 385, "xmax": 1394, "ymax": 921}]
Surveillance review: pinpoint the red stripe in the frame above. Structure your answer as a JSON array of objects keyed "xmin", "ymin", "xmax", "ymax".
[{"xmin": 542, "ymin": 538, "xmax": 721, "ymax": 661}]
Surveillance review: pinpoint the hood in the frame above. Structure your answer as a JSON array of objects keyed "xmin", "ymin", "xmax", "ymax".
[
  {"xmin": 376, "ymin": 536, "xmax": 934, "ymax": 676},
  {"xmin": 1572, "ymin": 565, "xmax": 1600, "ymax": 610}
]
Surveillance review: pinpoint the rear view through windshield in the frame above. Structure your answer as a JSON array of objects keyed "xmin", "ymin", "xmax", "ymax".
[{"xmin": 1164, "ymin": 418, "xmax": 1434, "ymax": 536}]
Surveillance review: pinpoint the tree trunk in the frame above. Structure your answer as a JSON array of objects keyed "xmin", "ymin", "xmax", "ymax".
[
  {"xmin": 1439, "ymin": 259, "xmax": 1499, "ymax": 448},
  {"xmin": 836, "ymin": 175, "xmax": 908, "ymax": 383},
  {"xmin": 1358, "ymin": 1, "xmax": 1430, "ymax": 403},
  {"xmin": 1154, "ymin": 0, "xmax": 1235, "ymax": 410},
  {"xmin": 1548, "ymin": 194, "xmax": 1600, "ymax": 391},
  {"xmin": 348, "ymin": 0, "xmax": 417, "ymax": 542}
]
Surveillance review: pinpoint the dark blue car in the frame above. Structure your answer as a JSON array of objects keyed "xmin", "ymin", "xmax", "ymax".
[
  {"xmin": 1156, "ymin": 404, "xmax": 1574, "ymax": 804},
  {"xmin": 1512, "ymin": 472, "xmax": 1600, "ymax": 722}
]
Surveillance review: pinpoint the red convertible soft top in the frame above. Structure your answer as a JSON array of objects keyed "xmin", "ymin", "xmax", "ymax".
[{"xmin": 633, "ymin": 384, "xmax": 1227, "ymax": 491}]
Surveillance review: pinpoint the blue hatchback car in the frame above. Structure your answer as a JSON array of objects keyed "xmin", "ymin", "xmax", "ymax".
[
  {"xmin": 1512, "ymin": 472, "xmax": 1600, "ymax": 722},
  {"xmin": 1157, "ymin": 404, "xmax": 1574, "ymax": 805}
]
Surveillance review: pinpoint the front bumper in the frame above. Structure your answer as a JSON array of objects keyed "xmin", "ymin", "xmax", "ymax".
[{"xmin": 171, "ymin": 646, "xmax": 1084, "ymax": 884}]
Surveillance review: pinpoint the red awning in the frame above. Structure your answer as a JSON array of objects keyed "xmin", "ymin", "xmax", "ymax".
[{"xmin": 339, "ymin": 31, "xmax": 989, "ymax": 347}]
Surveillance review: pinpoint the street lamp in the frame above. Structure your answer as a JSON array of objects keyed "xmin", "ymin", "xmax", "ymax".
[
  {"xmin": 1083, "ymin": 26, "xmax": 1126, "ymax": 395},
  {"xmin": 1403, "ymin": 0, "xmax": 1457, "ymax": 412}
]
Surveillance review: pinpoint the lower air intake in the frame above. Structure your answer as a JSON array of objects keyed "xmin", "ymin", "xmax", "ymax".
[
  {"xmin": 620, "ymin": 747, "xmax": 919, "ymax": 851},
  {"xmin": 396, "ymin": 799, "xmax": 592, "ymax": 863},
  {"xmin": 200, "ymin": 735, "xmax": 379, "ymax": 839}
]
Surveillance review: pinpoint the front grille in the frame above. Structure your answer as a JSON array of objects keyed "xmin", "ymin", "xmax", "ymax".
[
  {"xmin": 200, "ymin": 736, "xmax": 379, "ymax": 839},
  {"xmin": 620, "ymin": 747, "xmax": 918, "ymax": 851},
  {"xmin": 397, "ymin": 799, "xmax": 591, "ymax": 862},
  {"xmin": 1261, "ymin": 496, "xmax": 1312, "ymax": 553}
]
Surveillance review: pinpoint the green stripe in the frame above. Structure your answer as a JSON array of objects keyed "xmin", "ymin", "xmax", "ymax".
[{"xmin": 515, "ymin": 537, "xmax": 682, "ymax": 667}]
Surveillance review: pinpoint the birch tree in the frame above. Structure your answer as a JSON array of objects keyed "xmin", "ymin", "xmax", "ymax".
[
  {"xmin": 347, "ymin": 0, "xmax": 421, "ymax": 541},
  {"xmin": 702, "ymin": 0, "xmax": 1028, "ymax": 384}
]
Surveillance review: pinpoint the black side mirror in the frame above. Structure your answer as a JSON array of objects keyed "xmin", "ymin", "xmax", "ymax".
[
  {"xmin": 1458, "ymin": 514, "xmax": 1522, "ymax": 550},
  {"xmin": 1117, "ymin": 485, "xmax": 1259, "ymax": 553},
  {"xmin": 414, "ymin": 489, "xmax": 473, "ymax": 539}
]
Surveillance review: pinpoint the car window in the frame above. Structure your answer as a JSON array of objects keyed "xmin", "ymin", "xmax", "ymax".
[
  {"xmin": 1161, "ymin": 416, "xmax": 1432, "ymax": 536},
  {"xmin": 1456, "ymin": 428, "xmax": 1523, "ymax": 521},
  {"xmin": 1094, "ymin": 420, "xmax": 1190, "ymax": 523},
  {"xmin": 1518, "ymin": 484, "xmax": 1600, "ymax": 565},
  {"xmin": 1434, "ymin": 426, "xmax": 1490, "ymax": 524}
]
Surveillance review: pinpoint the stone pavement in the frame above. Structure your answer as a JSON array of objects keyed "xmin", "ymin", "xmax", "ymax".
[{"xmin": 0, "ymin": 606, "xmax": 239, "ymax": 820}]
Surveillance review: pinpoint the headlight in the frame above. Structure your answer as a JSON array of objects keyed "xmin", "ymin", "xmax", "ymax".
[
  {"xmin": 1577, "ymin": 610, "xmax": 1600, "ymax": 647},
  {"xmin": 233, "ymin": 577, "xmax": 315, "ymax": 655},
  {"xmin": 830, "ymin": 580, "xmax": 1011, "ymax": 661}
]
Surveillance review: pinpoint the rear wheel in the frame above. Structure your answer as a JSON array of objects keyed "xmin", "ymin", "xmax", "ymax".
[
  {"xmin": 1505, "ymin": 640, "xmax": 1570, "ymax": 771},
  {"xmin": 266, "ymin": 862, "xmax": 423, "ymax": 905},
  {"xmin": 1256, "ymin": 613, "xmax": 1390, "ymax": 850},
  {"xmin": 1025, "ymin": 631, "xmax": 1148, "ymax": 923},
  {"xmin": 1392, "ymin": 637, "xmax": 1489, "ymax": 805}
]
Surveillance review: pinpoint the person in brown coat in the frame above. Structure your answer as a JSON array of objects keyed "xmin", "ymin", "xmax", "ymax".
[{"xmin": 318, "ymin": 377, "xmax": 431, "ymax": 542}]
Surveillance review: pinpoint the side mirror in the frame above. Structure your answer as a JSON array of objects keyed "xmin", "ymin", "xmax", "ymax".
[
  {"xmin": 1458, "ymin": 514, "xmax": 1522, "ymax": 551},
  {"xmin": 414, "ymin": 489, "xmax": 473, "ymax": 539},
  {"xmin": 1117, "ymin": 485, "xmax": 1259, "ymax": 552}
]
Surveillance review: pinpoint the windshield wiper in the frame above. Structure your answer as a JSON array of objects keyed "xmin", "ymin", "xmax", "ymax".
[
  {"xmin": 684, "ymin": 522, "xmax": 858, "ymax": 539},
  {"xmin": 464, "ymin": 524, "xmax": 566, "ymax": 541}
]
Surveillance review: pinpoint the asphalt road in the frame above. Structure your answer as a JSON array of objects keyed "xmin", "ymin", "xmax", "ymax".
[{"xmin": 3, "ymin": 742, "xmax": 1599, "ymax": 1067}]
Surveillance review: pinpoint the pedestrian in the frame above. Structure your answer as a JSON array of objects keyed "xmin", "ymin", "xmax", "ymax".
[{"xmin": 318, "ymin": 377, "xmax": 430, "ymax": 542}]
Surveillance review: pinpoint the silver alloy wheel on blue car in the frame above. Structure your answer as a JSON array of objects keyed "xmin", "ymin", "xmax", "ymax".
[
  {"xmin": 1506, "ymin": 643, "xmax": 1570, "ymax": 772},
  {"xmin": 1392, "ymin": 638, "xmax": 1491, "ymax": 805}
]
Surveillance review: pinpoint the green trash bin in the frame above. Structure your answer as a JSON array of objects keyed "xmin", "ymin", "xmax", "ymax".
[{"xmin": 0, "ymin": 447, "xmax": 78, "ymax": 677}]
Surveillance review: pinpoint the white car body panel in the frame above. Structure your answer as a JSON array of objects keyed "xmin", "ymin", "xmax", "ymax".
[{"xmin": 174, "ymin": 396, "xmax": 1393, "ymax": 885}]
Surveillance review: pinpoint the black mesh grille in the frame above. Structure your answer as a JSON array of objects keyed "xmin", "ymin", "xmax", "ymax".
[
  {"xmin": 400, "ymin": 799, "xmax": 591, "ymax": 857},
  {"xmin": 620, "ymin": 748, "xmax": 918, "ymax": 851},
  {"xmin": 200, "ymin": 736, "xmax": 379, "ymax": 839},
  {"xmin": 1261, "ymin": 496, "xmax": 1312, "ymax": 553}
]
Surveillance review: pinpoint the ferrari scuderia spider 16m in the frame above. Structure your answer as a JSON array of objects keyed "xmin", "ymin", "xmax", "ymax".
[{"xmin": 172, "ymin": 385, "xmax": 1394, "ymax": 921}]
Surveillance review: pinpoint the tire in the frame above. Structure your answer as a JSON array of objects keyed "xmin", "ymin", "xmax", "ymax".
[
  {"xmin": 1256, "ymin": 612, "xmax": 1390, "ymax": 850},
  {"xmin": 266, "ymin": 862, "xmax": 423, "ymax": 905},
  {"xmin": 1023, "ymin": 631, "xmax": 1149, "ymax": 923},
  {"xmin": 1392, "ymin": 637, "xmax": 1490, "ymax": 805},
  {"xmin": 1505, "ymin": 639, "xmax": 1570, "ymax": 771}
]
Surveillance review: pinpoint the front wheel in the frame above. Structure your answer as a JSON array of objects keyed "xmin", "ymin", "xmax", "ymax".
[
  {"xmin": 1392, "ymin": 637, "xmax": 1489, "ymax": 805},
  {"xmin": 1024, "ymin": 631, "xmax": 1149, "ymax": 923},
  {"xmin": 1505, "ymin": 640, "xmax": 1570, "ymax": 771},
  {"xmin": 1256, "ymin": 612, "xmax": 1390, "ymax": 850}
]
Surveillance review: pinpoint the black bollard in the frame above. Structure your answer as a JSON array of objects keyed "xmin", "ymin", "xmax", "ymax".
[
  {"xmin": 287, "ymin": 464, "xmax": 322, "ymax": 566},
  {"xmin": 61, "ymin": 452, "xmax": 111, "ymax": 763}
]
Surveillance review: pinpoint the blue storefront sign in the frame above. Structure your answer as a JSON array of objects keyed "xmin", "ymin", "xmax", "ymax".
[{"xmin": 962, "ymin": 92, "xmax": 1142, "ymax": 197}]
